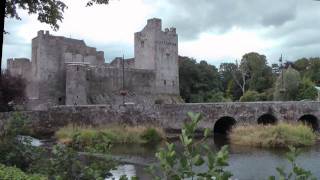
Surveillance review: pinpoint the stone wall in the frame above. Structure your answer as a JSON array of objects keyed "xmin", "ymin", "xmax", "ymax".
[
  {"xmin": 0, "ymin": 102, "xmax": 319, "ymax": 136},
  {"xmin": 26, "ymin": 30, "xmax": 105, "ymax": 110},
  {"xmin": 65, "ymin": 63, "xmax": 181, "ymax": 105},
  {"xmin": 134, "ymin": 18, "xmax": 179, "ymax": 95},
  {"xmin": 6, "ymin": 18, "xmax": 181, "ymax": 110}
]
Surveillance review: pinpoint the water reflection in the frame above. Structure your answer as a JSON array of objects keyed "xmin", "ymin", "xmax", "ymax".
[
  {"xmin": 107, "ymin": 135, "xmax": 320, "ymax": 179},
  {"xmin": 106, "ymin": 165, "xmax": 136, "ymax": 180}
]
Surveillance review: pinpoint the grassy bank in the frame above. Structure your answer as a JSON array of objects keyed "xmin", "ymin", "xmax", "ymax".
[
  {"xmin": 230, "ymin": 123, "xmax": 317, "ymax": 148},
  {"xmin": 55, "ymin": 125, "xmax": 166, "ymax": 151}
]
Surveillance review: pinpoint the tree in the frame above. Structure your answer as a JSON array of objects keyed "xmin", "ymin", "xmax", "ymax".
[
  {"xmin": 274, "ymin": 66, "xmax": 301, "ymax": 101},
  {"xmin": 179, "ymin": 56, "xmax": 222, "ymax": 103},
  {"xmin": 294, "ymin": 57, "xmax": 320, "ymax": 86},
  {"xmin": 1, "ymin": 0, "xmax": 110, "ymax": 74},
  {"xmin": 297, "ymin": 77, "xmax": 317, "ymax": 100},
  {"xmin": 240, "ymin": 52, "xmax": 275, "ymax": 93},
  {"xmin": 231, "ymin": 60, "xmax": 248, "ymax": 96}
]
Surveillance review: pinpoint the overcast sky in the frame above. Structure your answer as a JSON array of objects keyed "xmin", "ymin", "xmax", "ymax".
[{"xmin": 3, "ymin": 0, "xmax": 320, "ymax": 68}]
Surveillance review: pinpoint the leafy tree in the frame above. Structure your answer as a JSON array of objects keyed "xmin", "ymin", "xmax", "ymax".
[
  {"xmin": 1, "ymin": 0, "xmax": 111, "ymax": 74},
  {"xmin": 179, "ymin": 56, "xmax": 222, "ymax": 103},
  {"xmin": 240, "ymin": 52, "xmax": 275, "ymax": 93},
  {"xmin": 274, "ymin": 66, "xmax": 301, "ymax": 101},
  {"xmin": 294, "ymin": 57, "xmax": 320, "ymax": 86},
  {"xmin": 219, "ymin": 63, "xmax": 237, "ymax": 92},
  {"xmin": 232, "ymin": 60, "xmax": 248, "ymax": 96},
  {"xmin": 297, "ymin": 78, "xmax": 317, "ymax": 100}
]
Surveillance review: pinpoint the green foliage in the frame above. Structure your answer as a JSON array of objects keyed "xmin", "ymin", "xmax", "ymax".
[
  {"xmin": 239, "ymin": 90, "xmax": 264, "ymax": 102},
  {"xmin": 55, "ymin": 125, "xmax": 165, "ymax": 151},
  {"xmin": 140, "ymin": 128, "xmax": 163, "ymax": 144},
  {"xmin": 274, "ymin": 66, "xmax": 301, "ymax": 101},
  {"xmin": 47, "ymin": 144, "xmax": 116, "ymax": 180},
  {"xmin": 240, "ymin": 52, "xmax": 275, "ymax": 93},
  {"xmin": 294, "ymin": 58, "xmax": 320, "ymax": 86},
  {"xmin": 70, "ymin": 130, "xmax": 112, "ymax": 153},
  {"xmin": 0, "ymin": 112, "xmax": 43, "ymax": 171},
  {"xmin": 230, "ymin": 123, "xmax": 316, "ymax": 148},
  {"xmin": 0, "ymin": 164, "xmax": 46, "ymax": 180},
  {"xmin": 269, "ymin": 146, "xmax": 316, "ymax": 180},
  {"xmin": 297, "ymin": 77, "xmax": 317, "ymax": 100},
  {"xmin": 206, "ymin": 91, "xmax": 231, "ymax": 102},
  {"xmin": 179, "ymin": 56, "xmax": 222, "ymax": 103},
  {"xmin": 147, "ymin": 112, "xmax": 232, "ymax": 180}
]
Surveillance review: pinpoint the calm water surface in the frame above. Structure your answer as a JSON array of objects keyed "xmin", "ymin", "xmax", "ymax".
[{"xmin": 107, "ymin": 135, "xmax": 320, "ymax": 180}]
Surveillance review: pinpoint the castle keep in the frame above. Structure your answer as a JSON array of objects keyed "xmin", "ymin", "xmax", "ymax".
[{"xmin": 7, "ymin": 18, "xmax": 180, "ymax": 110}]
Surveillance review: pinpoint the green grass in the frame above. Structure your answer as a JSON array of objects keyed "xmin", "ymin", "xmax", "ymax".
[
  {"xmin": 229, "ymin": 123, "xmax": 317, "ymax": 148},
  {"xmin": 0, "ymin": 163, "xmax": 46, "ymax": 180},
  {"xmin": 55, "ymin": 124, "xmax": 166, "ymax": 148}
]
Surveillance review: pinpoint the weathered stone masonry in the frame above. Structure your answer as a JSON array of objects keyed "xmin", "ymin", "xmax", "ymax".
[
  {"xmin": 7, "ymin": 18, "xmax": 181, "ymax": 110},
  {"xmin": 0, "ymin": 102, "xmax": 319, "ymax": 136}
]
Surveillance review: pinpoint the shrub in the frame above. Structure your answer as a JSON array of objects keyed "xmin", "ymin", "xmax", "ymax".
[
  {"xmin": 147, "ymin": 112, "xmax": 232, "ymax": 179},
  {"xmin": 0, "ymin": 164, "xmax": 46, "ymax": 180},
  {"xmin": 55, "ymin": 125, "xmax": 166, "ymax": 152},
  {"xmin": 0, "ymin": 112, "xmax": 42, "ymax": 171},
  {"xmin": 140, "ymin": 128, "xmax": 163, "ymax": 144},
  {"xmin": 47, "ymin": 144, "xmax": 116, "ymax": 180},
  {"xmin": 230, "ymin": 123, "xmax": 316, "ymax": 148},
  {"xmin": 297, "ymin": 77, "xmax": 317, "ymax": 100},
  {"xmin": 239, "ymin": 90, "xmax": 262, "ymax": 102}
]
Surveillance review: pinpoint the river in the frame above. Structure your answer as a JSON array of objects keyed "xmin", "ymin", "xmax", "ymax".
[{"xmin": 106, "ymin": 135, "xmax": 320, "ymax": 180}]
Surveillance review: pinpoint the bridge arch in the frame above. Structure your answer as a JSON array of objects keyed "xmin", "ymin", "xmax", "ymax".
[
  {"xmin": 257, "ymin": 114, "xmax": 277, "ymax": 125},
  {"xmin": 298, "ymin": 114, "xmax": 319, "ymax": 131},
  {"xmin": 213, "ymin": 116, "xmax": 236, "ymax": 135}
]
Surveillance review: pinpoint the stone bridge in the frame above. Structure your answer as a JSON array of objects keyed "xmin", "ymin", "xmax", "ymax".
[{"xmin": 0, "ymin": 101, "xmax": 319, "ymax": 136}]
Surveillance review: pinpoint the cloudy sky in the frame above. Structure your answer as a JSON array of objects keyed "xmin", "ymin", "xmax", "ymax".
[{"xmin": 3, "ymin": 0, "xmax": 320, "ymax": 68}]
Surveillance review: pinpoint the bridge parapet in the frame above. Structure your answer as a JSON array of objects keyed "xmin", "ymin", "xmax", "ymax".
[{"xmin": 0, "ymin": 101, "xmax": 319, "ymax": 135}]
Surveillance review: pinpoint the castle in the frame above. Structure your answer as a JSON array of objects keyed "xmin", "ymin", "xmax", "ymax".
[{"xmin": 7, "ymin": 18, "xmax": 181, "ymax": 110}]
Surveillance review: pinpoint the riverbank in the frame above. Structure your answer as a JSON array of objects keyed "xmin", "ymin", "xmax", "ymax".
[
  {"xmin": 229, "ymin": 123, "xmax": 317, "ymax": 148},
  {"xmin": 55, "ymin": 125, "xmax": 166, "ymax": 151}
]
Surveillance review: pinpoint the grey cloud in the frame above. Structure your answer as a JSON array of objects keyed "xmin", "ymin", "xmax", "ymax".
[{"xmin": 146, "ymin": 0, "xmax": 298, "ymax": 39}]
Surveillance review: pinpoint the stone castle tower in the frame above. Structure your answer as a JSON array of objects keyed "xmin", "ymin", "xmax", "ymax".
[
  {"xmin": 7, "ymin": 18, "xmax": 181, "ymax": 110},
  {"xmin": 135, "ymin": 18, "xmax": 179, "ymax": 95}
]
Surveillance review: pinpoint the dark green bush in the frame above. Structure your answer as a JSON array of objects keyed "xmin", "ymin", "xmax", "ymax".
[
  {"xmin": 0, "ymin": 163, "xmax": 46, "ymax": 180},
  {"xmin": 140, "ymin": 128, "xmax": 163, "ymax": 144},
  {"xmin": 0, "ymin": 112, "xmax": 42, "ymax": 171}
]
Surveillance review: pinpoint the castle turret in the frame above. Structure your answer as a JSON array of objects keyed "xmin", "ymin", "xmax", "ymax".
[{"xmin": 134, "ymin": 18, "xmax": 179, "ymax": 95}]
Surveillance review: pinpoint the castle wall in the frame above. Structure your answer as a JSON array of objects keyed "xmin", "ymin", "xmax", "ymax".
[
  {"xmin": 65, "ymin": 63, "xmax": 157, "ymax": 105},
  {"xmin": 154, "ymin": 27, "xmax": 179, "ymax": 95},
  {"xmin": 7, "ymin": 18, "xmax": 181, "ymax": 110},
  {"xmin": 134, "ymin": 18, "xmax": 179, "ymax": 95},
  {"xmin": 28, "ymin": 30, "xmax": 105, "ymax": 110},
  {"xmin": 7, "ymin": 58, "xmax": 33, "ymax": 101},
  {"xmin": 7, "ymin": 58, "xmax": 32, "ymax": 78},
  {"xmin": 66, "ymin": 63, "xmax": 88, "ymax": 105}
]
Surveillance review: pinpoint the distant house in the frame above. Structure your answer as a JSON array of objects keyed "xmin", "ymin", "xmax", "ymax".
[{"xmin": 316, "ymin": 86, "xmax": 320, "ymax": 101}]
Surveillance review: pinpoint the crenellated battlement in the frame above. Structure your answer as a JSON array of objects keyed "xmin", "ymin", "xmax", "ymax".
[{"xmin": 8, "ymin": 18, "xmax": 180, "ymax": 110}]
